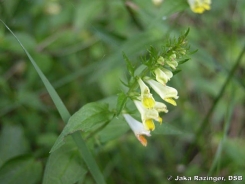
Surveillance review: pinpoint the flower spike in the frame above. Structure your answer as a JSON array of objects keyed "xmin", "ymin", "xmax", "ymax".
[{"xmin": 120, "ymin": 30, "xmax": 190, "ymax": 145}]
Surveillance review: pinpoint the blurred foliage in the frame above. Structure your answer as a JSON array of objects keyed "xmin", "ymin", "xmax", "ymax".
[{"xmin": 0, "ymin": 0, "xmax": 245, "ymax": 183}]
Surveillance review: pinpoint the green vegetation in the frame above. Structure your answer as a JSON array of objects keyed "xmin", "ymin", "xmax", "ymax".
[{"xmin": 0, "ymin": 0, "xmax": 244, "ymax": 183}]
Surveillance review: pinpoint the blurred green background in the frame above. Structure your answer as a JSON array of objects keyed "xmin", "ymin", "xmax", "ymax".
[{"xmin": 0, "ymin": 0, "xmax": 245, "ymax": 183}]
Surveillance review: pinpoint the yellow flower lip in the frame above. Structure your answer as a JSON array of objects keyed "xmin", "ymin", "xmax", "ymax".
[
  {"xmin": 144, "ymin": 119, "xmax": 155, "ymax": 131},
  {"xmin": 164, "ymin": 98, "xmax": 177, "ymax": 106}
]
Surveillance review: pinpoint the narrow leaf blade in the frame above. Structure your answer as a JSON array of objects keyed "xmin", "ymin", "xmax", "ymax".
[{"xmin": 0, "ymin": 20, "xmax": 70, "ymax": 122}]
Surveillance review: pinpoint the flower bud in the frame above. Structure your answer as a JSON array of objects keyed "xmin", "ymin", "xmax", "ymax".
[{"xmin": 157, "ymin": 56, "xmax": 165, "ymax": 65}]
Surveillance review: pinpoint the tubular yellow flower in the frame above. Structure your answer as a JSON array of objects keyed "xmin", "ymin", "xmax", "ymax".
[
  {"xmin": 134, "ymin": 100, "xmax": 162, "ymax": 131},
  {"xmin": 123, "ymin": 114, "xmax": 151, "ymax": 146},
  {"xmin": 138, "ymin": 78, "xmax": 155, "ymax": 108},
  {"xmin": 187, "ymin": 0, "xmax": 211, "ymax": 14},
  {"xmin": 145, "ymin": 79, "xmax": 179, "ymax": 106},
  {"xmin": 154, "ymin": 68, "xmax": 173, "ymax": 85}
]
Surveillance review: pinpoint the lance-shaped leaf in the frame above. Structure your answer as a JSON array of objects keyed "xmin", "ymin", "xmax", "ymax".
[
  {"xmin": 50, "ymin": 102, "xmax": 114, "ymax": 152},
  {"xmin": 178, "ymin": 58, "xmax": 190, "ymax": 65},
  {"xmin": 123, "ymin": 52, "xmax": 135, "ymax": 76}
]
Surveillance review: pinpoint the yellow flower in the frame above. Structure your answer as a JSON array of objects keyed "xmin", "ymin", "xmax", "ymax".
[
  {"xmin": 145, "ymin": 79, "xmax": 179, "ymax": 106},
  {"xmin": 123, "ymin": 114, "xmax": 151, "ymax": 146},
  {"xmin": 154, "ymin": 68, "xmax": 173, "ymax": 85},
  {"xmin": 188, "ymin": 0, "xmax": 211, "ymax": 14},
  {"xmin": 134, "ymin": 100, "xmax": 162, "ymax": 131},
  {"xmin": 138, "ymin": 78, "xmax": 155, "ymax": 108}
]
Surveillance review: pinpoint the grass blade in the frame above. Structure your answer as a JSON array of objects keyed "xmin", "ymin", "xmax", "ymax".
[{"xmin": 1, "ymin": 20, "xmax": 106, "ymax": 184}]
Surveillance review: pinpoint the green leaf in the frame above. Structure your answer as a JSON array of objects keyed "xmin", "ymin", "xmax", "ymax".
[
  {"xmin": 120, "ymin": 79, "xmax": 129, "ymax": 87},
  {"xmin": 116, "ymin": 92, "xmax": 127, "ymax": 116},
  {"xmin": 153, "ymin": 123, "xmax": 184, "ymax": 135},
  {"xmin": 0, "ymin": 125, "xmax": 29, "ymax": 167},
  {"xmin": 178, "ymin": 58, "xmax": 190, "ymax": 65},
  {"xmin": 189, "ymin": 49, "xmax": 198, "ymax": 55},
  {"xmin": 50, "ymin": 102, "xmax": 113, "ymax": 153},
  {"xmin": 184, "ymin": 28, "xmax": 190, "ymax": 38},
  {"xmin": 173, "ymin": 69, "xmax": 181, "ymax": 75},
  {"xmin": 148, "ymin": 46, "xmax": 158, "ymax": 65},
  {"xmin": 43, "ymin": 138, "xmax": 87, "ymax": 184},
  {"xmin": 123, "ymin": 52, "xmax": 135, "ymax": 76},
  {"xmin": 0, "ymin": 156, "xmax": 42, "ymax": 184}
]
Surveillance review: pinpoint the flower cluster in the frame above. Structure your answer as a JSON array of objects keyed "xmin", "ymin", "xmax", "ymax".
[
  {"xmin": 188, "ymin": 0, "xmax": 211, "ymax": 14},
  {"xmin": 120, "ymin": 30, "xmax": 190, "ymax": 146},
  {"xmin": 124, "ymin": 54, "xmax": 181, "ymax": 146}
]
